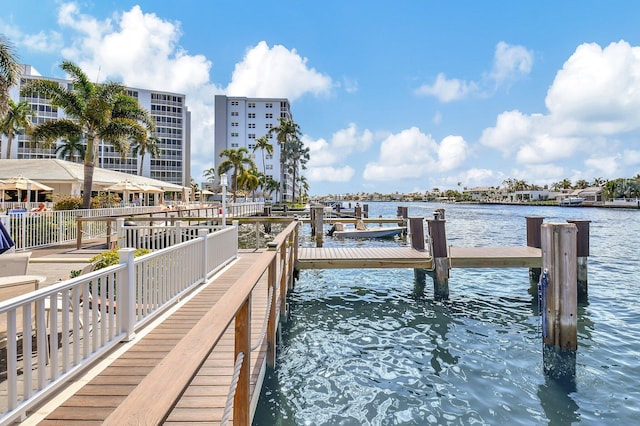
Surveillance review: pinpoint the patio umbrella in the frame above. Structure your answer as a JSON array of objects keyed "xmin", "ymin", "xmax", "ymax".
[
  {"xmin": 137, "ymin": 184, "xmax": 163, "ymax": 206},
  {"xmin": 0, "ymin": 221, "xmax": 15, "ymax": 254},
  {"xmin": 1, "ymin": 176, "xmax": 54, "ymax": 204},
  {"xmin": 104, "ymin": 180, "xmax": 145, "ymax": 205}
]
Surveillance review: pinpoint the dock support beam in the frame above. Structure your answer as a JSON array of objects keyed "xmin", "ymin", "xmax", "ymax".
[
  {"xmin": 526, "ymin": 216, "xmax": 544, "ymax": 284},
  {"xmin": 567, "ymin": 219, "xmax": 590, "ymax": 301},
  {"xmin": 311, "ymin": 205, "xmax": 324, "ymax": 247},
  {"xmin": 541, "ymin": 223, "xmax": 577, "ymax": 383},
  {"xmin": 427, "ymin": 211, "xmax": 449, "ymax": 299}
]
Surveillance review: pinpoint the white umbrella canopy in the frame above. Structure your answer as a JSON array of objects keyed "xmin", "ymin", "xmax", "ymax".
[
  {"xmin": 137, "ymin": 184, "xmax": 164, "ymax": 193},
  {"xmin": 0, "ymin": 176, "xmax": 54, "ymax": 192},
  {"xmin": 103, "ymin": 180, "xmax": 146, "ymax": 192}
]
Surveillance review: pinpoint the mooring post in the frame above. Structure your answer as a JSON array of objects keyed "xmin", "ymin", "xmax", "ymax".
[
  {"xmin": 540, "ymin": 223, "xmax": 577, "ymax": 382},
  {"xmin": 526, "ymin": 216, "xmax": 544, "ymax": 284},
  {"xmin": 411, "ymin": 217, "xmax": 429, "ymax": 297},
  {"xmin": 355, "ymin": 204, "xmax": 362, "ymax": 219},
  {"xmin": 363, "ymin": 203, "xmax": 369, "ymax": 218},
  {"xmin": 311, "ymin": 205, "xmax": 324, "ymax": 247},
  {"xmin": 427, "ymin": 212, "xmax": 449, "ymax": 299},
  {"xmin": 567, "ymin": 219, "xmax": 590, "ymax": 301}
]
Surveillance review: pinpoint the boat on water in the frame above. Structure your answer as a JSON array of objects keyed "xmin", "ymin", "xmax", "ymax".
[
  {"xmin": 326, "ymin": 221, "xmax": 406, "ymax": 238},
  {"xmin": 558, "ymin": 196, "xmax": 584, "ymax": 206}
]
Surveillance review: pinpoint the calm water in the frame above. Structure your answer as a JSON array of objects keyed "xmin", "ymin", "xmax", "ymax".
[{"xmin": 254, "ymin": 202, "xmax": 640, "ymax": 425}]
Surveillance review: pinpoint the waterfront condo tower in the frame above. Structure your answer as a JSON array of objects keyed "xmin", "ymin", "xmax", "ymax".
[
  {"xmin": 214, "ymin": 95, "xmax": 293, "ymax": 202},
  {"xmin": 5, "ymin": 65, "xmax": 191, "ymax": 187}
]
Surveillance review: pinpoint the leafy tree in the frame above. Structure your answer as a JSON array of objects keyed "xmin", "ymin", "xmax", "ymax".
[
  {"xmin": 267, "ymin": 117, "xmax": 302, "ymax": 203},
  {"xmin": 202, "ymin": 167, "xmax": 216, "ymax": 182},
  {"xmin": 217, "ymin": 147, "xmax": 256, "ymax": 202},
  {"xmin": 238, "ymin": 166, "xmax": 260, "ymax": 201},
  {"xmin": 262, "ymin": 176, "xmax": 280, "ymax": 202},
  {"xmin": 591, "ymin": 177, "xmax": 606, "ymax": 187},
  {"xmin": 574, "ymin": 179, "xmax": 590, "ymax": 189},
  {"xmin": 297, "ymin": 174, "xmax": 309, "ymax": 203},
  {"xmin": 283, "ymin": 137, "xmax": 310, "ymax": 204},
  {"xmin": 21, "ymin": 61, "xmax": 154, "ymax": 208},
  {"xmin": 132, "ymin": 135, "xmax": 160, "ymax": 175},
  {"xmin": 560, "ymin": 178, "xmax": 572, "ymax": 189},
  {"xmin": 253, "ymin": 135, "xmax": 274, "ymax": 178},
  {"xmin": 0, "ymin": 35, "xmax": 21, "ymax": 117},
  {"xmin": 1, "ymin": 99, "xmax": 33, "ymax": 158},
  {"xmin": 55, "ymin": 133, "xmax": 85, "ymax": 162}
]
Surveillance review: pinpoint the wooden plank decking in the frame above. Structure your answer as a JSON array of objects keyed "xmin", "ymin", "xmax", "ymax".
[
  {"xmin": 297, "ymin": 246, "xmax": 542, "ymax": 270},
  {"xmin": 297, "ymin": 247, "xmax": 433, "ymax": 269},
  {"xmin": 33, "ymin": 250, "xmax": 270, "ymax": 425}
]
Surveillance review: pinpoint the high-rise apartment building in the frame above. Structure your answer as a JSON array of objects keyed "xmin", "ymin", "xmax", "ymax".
[
  {"xmin": 5, "ymin": 65, "xmax": 191, "ymax": 186},
  {"xmin": 214, "ymin": 95, "xmax": 293, "ymax": 201}
]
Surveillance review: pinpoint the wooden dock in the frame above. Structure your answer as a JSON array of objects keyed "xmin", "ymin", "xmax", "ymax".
[
  {"xmin": 32, "ymin": 250, "xmax": 271, "ymax": 425},
  {"xmin": 296, "ymin": 246, "xmax": 541, "ymax": 270}
]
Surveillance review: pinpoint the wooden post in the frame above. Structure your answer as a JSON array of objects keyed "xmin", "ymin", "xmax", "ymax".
[
  {"xmin": 427, "ymin": 213, "xmax": 449, "ymax": 299},
  {"xmin": 526, "ymin": 216, "xmax": 544, "ymax": 284},
  {"xmin": 540, "ymin": 223, "xmax": 577, "ymax": 381},
  {"xmin": 409, "ymin": 217, "xmax": 425, "ymax": 250},
  {"xmin": 234, "ymin": 297, "xmax": 251, "ymax": 425},
  {"xmin": 312, "ymin": 206, "xmax": 324, "ymax": 247},
  {"xmin": 355, "ymin": 204, "xmax": 362, "ymax": 219},
  {"xmin": 567, "ymin": 219, "xmax": 590, "ymax": 300},
  {"xmin": 363, "ymin": 203, "xmax": 369, "ymax": 218}
]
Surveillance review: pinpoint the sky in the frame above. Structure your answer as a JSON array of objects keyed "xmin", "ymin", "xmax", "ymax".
[{"xmin": 2, "ymin": 1, "xmax": 640, "ymax": 196}]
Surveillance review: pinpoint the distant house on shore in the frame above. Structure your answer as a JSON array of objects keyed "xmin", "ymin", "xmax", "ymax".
[{"xmin": 462, "ymin": 187, "xmax": 503, "ymax": 201}]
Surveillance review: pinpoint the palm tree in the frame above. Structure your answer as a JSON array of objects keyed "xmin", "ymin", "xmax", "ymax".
[
  {"xmin": 297, "ymin": 174, "xmax": 310, "ymax": 203},
  {"xmin": 55, "ymin": 133, "xmax": 85, "ymax": 162},
  {"xmin": 267, "ymin": 117, "xmax": 302, "ymax": 203},
  {"xmin": 574, "ymin": 179, "xmax": 589, "ymax": 189},
  {"xmin": 0, "ymin": 35, "xmax": 21, "ymax": 117},
  {"xmin": 202, "ymin": 167, "xmax": 216, "ymax": 182},
  {"xmin": 217, "ymin": 147, "xmax": 256, "ymax": 202},
  {"xmin": 238, "ymin": 167, "xmax": 260, "ymax": 201},
  {"xmin": 1, "ymin": 99, "xmax": 33, "ymax": 158},
  {"xmin": 262, "ymin": 176, "xmax": 280, "ymax": 202},
  {"xmin": 132, "ymin": 135, "xmax": 160, "ymax": 175},
  {"xmin": 21, "ymin": 61, "xmax": 154, "ymax": 208},
  {"xmin": 283, "ymin": 137, "xmax": 310, "ymax": 204},
  {"xmin": 253, "ymin": 135, "xmax": 273, "ymax": 179}
]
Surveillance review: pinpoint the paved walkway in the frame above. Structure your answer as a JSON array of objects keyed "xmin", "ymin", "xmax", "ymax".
[{"xmin": 24, "ymin": 240, "xmax": 107, "ymax": 287}]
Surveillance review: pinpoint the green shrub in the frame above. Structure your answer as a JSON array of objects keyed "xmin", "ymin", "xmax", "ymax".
[
  {"xmin": 89, "ymin": 247, "xmax": 151, "ymax": 270},
  {"xmin": 54, "ymin": 196, "xmax": 83, "ymax": 211}
]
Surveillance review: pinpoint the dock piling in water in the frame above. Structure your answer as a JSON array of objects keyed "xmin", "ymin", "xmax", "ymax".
[
  {"xmin": 427, "ymin": 213, "xmax": 449, "ymax": 299},
  {"xmin": 567, "ymin": 219, "xmax": 590, "ymax": 301},
  {"xmin": 526, "ymin": 216, "xmax": 544, "ymax": 283},
  {"xmin": 541, "ymin": 222, "xmax": 577, "ymax": 381}
]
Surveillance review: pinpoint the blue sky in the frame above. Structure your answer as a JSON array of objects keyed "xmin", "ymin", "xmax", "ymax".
[{"xmin": 3, "ymin": 1, "xmax": 640, "ymax": 196}]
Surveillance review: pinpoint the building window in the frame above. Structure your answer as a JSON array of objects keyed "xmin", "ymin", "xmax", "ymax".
[
  {"xmin": 248, "ymin": 133, "xmax": 256, "ymax": 139},
  {"xmin": 265, "ymin": 113, "xmax": 273, "ymax": 119},
  {"xmin": 248, "ymin": 113, "xmax": 256, "ymax": 118},
  {"xmin": 266, "ymin": 154, "xmax": 273, "ymax": 160},
  {"xmin": 265, "ymin": 123, "xmax": 272, "ymax": 129},
  {"xmin": 231, "ymin": 143, "xmax": 239, "ymax": 148},
  {"xmin": 231, "ymin": 122, "xmax": 238, "ymax": 127},
  {"xmin": 231, "ymin": 111, "xmax": 239, "ymax": 116},
  {"xmin": 266, "ymin": 164, "xmax": 273, "ymax": 170},
  {"xmin": 248, "ymin": 102, "xmax": 256, "ymax": 108},
  {"xmin": 266, "ymin": 103, "xmax": 273, "ymax": 108},
  {"xmin": 248, "ymin": 123, "xmax": 255, "ymax": 128},
  {"xmin": 231, "ymin": 101, "xmax": 239, "ymax": 106},
  {"xmin": 231, "ymin": 132, "xmax": 239, "ymax": 137},
  {"xmin": 248, "ymin": 144, "xmax": 255, "ymax": 150}
]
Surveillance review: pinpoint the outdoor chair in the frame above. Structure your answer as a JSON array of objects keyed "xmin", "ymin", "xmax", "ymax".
[{"xmin": 0, "ymin": 252, "xmax": 32, "ymax": 277}]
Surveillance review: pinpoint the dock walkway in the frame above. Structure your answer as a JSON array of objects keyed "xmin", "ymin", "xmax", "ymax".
[{"xmin": 24, "ymin": 249, "xmax": 269, "ymax": 425}]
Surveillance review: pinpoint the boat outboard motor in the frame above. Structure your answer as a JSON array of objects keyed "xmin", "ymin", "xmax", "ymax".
[{"xmin": 327, "ymin": 224, "xmax": 336, "ymax": 236}]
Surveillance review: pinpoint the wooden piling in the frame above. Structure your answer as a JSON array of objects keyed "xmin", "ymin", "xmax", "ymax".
[
  {"xmin": 427, "ymin": 214, "xmax": 449, "ymax": 299},
  {"xmin": 541, "ymin": 223, "xmax": 577, "ymax": 380},
  {"xmin": 355, "ymin": 204, "xmax": 362, "ymax": 219},
  {"xmin": 311, "ymin": 206, "xmax": 324, "ymax": 247},
  {"xmin": 567, "ymin": 219, "xmax": 590, "ymax": 300},
  {"xmin": 526, "ymin": 216, "xmax": 544, "ymax": 283}
]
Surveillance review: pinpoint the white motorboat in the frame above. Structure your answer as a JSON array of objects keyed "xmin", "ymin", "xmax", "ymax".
[
  {"xmin": 327, "ymin": 222, "xmax": 406, "ymax": 238},
  {"xmin": 558, "ymin": 197, "xmax": 584, "ymax": 206}
]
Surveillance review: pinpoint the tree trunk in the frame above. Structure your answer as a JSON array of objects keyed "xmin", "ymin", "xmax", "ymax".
[
  {"xmin": 5, "ymin": 131, "xmax": 12, "ymax": 159},
  {"xmin": 82, "ymin": 135, "xmax": 98, "ymax": 209}
]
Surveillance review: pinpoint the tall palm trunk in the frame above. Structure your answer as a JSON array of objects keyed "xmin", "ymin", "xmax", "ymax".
[
  {"xmin": 82, "ymin": 134, "xmax": 99, "ymax": 208},
  {"xmin": 4, "ymin": 131, "xmax": 13, "ymax": 159}
]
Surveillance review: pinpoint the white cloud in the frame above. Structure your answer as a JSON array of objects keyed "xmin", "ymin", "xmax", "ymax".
[
  {"xmin": 0, "ymin": 20, "xmax": 63, "ymax": 52},
  {"xmin": 487, "ymin": 41, "xmax": 533, "ymax": 86},
  {"xmin": 363, "ymin": 127, "xmax": 469, "ymax": 181},
  {"xmin": 416, "ymin": 42, "xmax": 532, "ymax": 102},
  {"xmin": 479, "ymin": 40, "xmax": 640, "ymax": 181},
  {"xmin": 306, "ymin": 166, "xmax": 355, "ymax": 182},
  {"xmin": 50, "ymin": 3, "xmax": 334, "ymax": 180},
  {"xmin": 226, "ymin": 41, "xmax": 333, "ymax": 100},
  {"xmin": 305, "ymin": 124, "xmax": 373, "ymax": 181},
  {"xmin": 414, "ymin": 73, "xmax": 477, "ymax": 102}
]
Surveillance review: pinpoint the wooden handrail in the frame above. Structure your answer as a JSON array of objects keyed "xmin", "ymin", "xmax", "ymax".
[{"xmin": 103, "ymin": 221, "xmax": 299, "ymax": 425}]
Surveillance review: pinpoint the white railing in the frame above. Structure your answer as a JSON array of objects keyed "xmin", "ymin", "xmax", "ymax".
[
  {"xmin": 0, "ymin": 225, "xmax": 238, "ymax": 424},
  {"xmin": 0, "ymin": 202, "xmax": 263, "ymax": 251}
]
